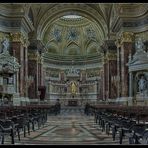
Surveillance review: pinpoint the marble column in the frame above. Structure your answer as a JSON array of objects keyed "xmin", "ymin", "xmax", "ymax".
[
  {"xmin": 103, "ymin": 56, "xmax": 108, "ymax": 100},
  {"xmin": 102, "ymin": 40, "xmax": 117, "ymax": 101},
  {"xmin": 28, "ymin": 51, "xmax": 39, "ymax": 99},
  {"xmin": 129, "ymin": 72, "xmax": 133, "ymax": 97},
  {"xmin": 10, "ymin": 32, "xmax": 28, "ymax": 97},
  {"xmin": 120, "ymin": 32, "xmax": 135, "ymax": 97},
  {"xmin": 115, "ymin": 39, "xmax": 121, "ymax": 98},
  {"xmin": 109, "ymin": 59, "xmax": 117, "ymax": 99}
]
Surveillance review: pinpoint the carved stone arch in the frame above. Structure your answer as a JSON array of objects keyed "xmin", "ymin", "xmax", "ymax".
[
  {"xmin": 65, "ymin": 42, "xmax": 80, "ymax": 55},
  {"xmin": 84, "ymin": 39, "xmax": 97, "ymax": 49},
  {"xmin": 86, "ymin": 40, "xmax": 99, "ymax": 55},
  {"xmin": 67, "ymin": 41, "xmax": 79, "ymax": 48},
  {"xmin": 47, "ymin": 41, "xmax": 58, "ymax": 54}
]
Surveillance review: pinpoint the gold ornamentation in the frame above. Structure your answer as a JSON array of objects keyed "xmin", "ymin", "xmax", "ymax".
[
  {"xmin": 71, "ymin": 81, "xmax": 77, "ymax": 94},
  {"xmin": 10, "ymin": 32, "xmax": 21, "ymax": 42},
  {"xmin": 10, "ymin": 32, "xmax": 29, "ymax": 47},
  {"xmin": 28, "ymin": 51, "xmax": 42, "ymax": 62},
  {"xmin": 120, "ymin": 32, "xmax": 135, "ymax": 44},
  {"xmin": 106, "ymin": 52, "xmax": 117, "ymax": 61}
]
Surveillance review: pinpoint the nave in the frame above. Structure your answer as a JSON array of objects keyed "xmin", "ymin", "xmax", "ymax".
[{"xmin": 3, "ymin": 107, "xmax": 129, "ymax": 145}]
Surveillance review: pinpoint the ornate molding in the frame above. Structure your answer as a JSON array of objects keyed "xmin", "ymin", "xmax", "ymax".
[
  {"xmin": 120, "ymin": 32, "xmax": 135, "ymax": 44},
  {"xmin": 106, "ymin": 52, "xmax": 117, "ymax": 61},
  {"xmin": 28, "ymin": 51, "xmax": 41, "ymax": 61},
  {"xmin": 10, "ymin": 32, "xmax": 29, "ymax": 47}
]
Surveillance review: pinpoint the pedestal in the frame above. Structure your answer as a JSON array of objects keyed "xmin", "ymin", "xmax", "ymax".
[{"xmin": 13, "ymin": 93, "xmax": 21, "ymax": 106}]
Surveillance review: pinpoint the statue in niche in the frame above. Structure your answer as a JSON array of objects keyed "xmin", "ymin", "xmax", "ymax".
[
  {"xmin": 138, "ymin": 75, "xmax": 147, "ymax": 93},
  {"xmin": 71, "ymin": 81, "xmax": 77, "ymax": 94},
  {"xmin": 1, "ymin": 38, "xmax": 9, "ymax": 53},
  {"xmin": 135, "ymin": 38, "xmax": 145, "ymax": 53}
]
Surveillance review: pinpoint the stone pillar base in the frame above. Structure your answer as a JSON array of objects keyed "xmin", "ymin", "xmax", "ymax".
[
  {"xmin": 116, "ymin": 97, "xmax": 129, "ymax": 106},
  {"xmin": 13, "ymin": 93, "xmax": 20, "ymax": 106},
  {"xmin": 20, "ymin": 97, "xmax": 30, "ymax": 106}
]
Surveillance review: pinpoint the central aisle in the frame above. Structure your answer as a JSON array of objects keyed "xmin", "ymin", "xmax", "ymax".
[{"xmin": 6, "ymin": 107, "xmax": 128, "ymax": 145}]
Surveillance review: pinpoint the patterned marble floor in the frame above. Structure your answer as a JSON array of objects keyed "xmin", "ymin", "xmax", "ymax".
[{"xmin": 4, "ymin": 107, "xmax": 129, "ymax": 145}]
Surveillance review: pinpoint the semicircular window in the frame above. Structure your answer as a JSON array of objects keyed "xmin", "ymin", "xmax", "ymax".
[{"xmin": 61, "ymin": 15, "xmax": 82, "ymax": 19}]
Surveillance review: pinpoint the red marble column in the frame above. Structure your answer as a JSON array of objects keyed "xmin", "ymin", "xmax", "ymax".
[
  {"xmin": 28, "ymin": 51, "xmax": 44, "ymax": 99},
  {"xmin": 99, "ymin": 70, "xmax": 104, "ymax": 100},
  {"xmin": 116, "ymin": 45, "xmax": 122, "ymax": 98},
  {"xmin": 117, "ymin": 32, "xmax": 135, "ymax": 98},
  {"xmin": 109, "ymin": 60, "xmax": 117, "ymax": 99},
  {"xmin": 103, "ymin": 60, "xmax": 108, "ymax": 100},
  {"xmin": 11, "ymin": 42, "xmax": 26, "ymax": 97},
  {"xmin": 121, "ymin": 42, "xmax": 133, "ymax": 97},
  {"xmin": 28, "ymin": 55, "xmax": 38, "ymax": 99}
]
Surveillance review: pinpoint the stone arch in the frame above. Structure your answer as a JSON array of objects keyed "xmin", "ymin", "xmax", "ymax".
[
  {"xmin": 85, "ymin": 40, "xmax": 99, "ymax": 55},
  {"xmin": 65, "ymin": 42, "xmax": 80, "ymax": 55},
  {"xmin": 46, "ymin": 41, "xmax": 58, "ymax": 54},
  {"xmin": 28, "ymin": 7, "xmax": 34, "ymax": 25}
]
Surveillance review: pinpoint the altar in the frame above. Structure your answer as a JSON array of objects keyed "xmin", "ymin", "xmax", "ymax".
[{"xmin": 68, "ymin": 99, "xmax": 78, "ymax": 106}]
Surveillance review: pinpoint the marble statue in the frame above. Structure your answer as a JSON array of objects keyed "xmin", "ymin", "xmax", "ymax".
[
  {"xmin": 1, "ymin": 38, "xmax": 9, "ymax": 53},
  {"xmin": 71, "ymin": 81, "xmax": 76, "ymax": 94},
  {"xmin": 135, "ymin": 38, "xmax": 145, "ymax": 52},
  {"xmin": 138, "ymin": 76, "xmax": 147, "ymax": 93}
]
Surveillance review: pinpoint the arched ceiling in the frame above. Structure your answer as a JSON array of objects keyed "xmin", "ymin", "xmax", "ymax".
[
  {"xmin": 29, "ymin": 3, "xmax": 110, "ymax": 41},
  {"xmin": 28, "ymin": 3, "xmax": 113, "ymax": 59},
  {"xmin": 2, "ymin": 3, "xmax": 147, "ymax": 62}
]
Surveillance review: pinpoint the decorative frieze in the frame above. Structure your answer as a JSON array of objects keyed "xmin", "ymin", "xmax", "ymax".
[
  {"xmin": 120, "ymin": 32, "xmax": 135, "ymax": 44},
  {"xmin": 28, "ymin": 51, "xmax": 41, "ymax": 61},
  {"xmin": 106, "ymin": 52, "xmax": 117, "ymax": 61},
  {"xmin": 10, "ymin": 32, "xmax": 29, "ymax": 47}
]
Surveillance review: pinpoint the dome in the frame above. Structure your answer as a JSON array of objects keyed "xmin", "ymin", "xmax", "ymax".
[{"xmin": 43, "ymin": 14, "xmax": 103, "ymax": 62}]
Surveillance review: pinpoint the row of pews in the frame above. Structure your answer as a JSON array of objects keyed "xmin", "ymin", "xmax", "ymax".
[
  {"xmin": 84, "ymin": 104, "xmax": 148, "ymax": 144},
  {"xmin": 0, "ymin": 104, "xmax": 60, "ymax": 144}
]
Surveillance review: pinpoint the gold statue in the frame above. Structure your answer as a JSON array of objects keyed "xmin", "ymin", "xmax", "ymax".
[{"xmin": 71, "ymin": 81, "xmax": 76, "ymax": 94}]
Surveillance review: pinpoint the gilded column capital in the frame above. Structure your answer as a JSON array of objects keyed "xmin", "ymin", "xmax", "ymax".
[
  {"xmin": 120, "ymin": 32, "xmax": 135, "ymax": 44},
  {"xmin": 10, "ymin": 32, "xmax": 21, "ymax": 42},
  {"xmin": 106, "ymin": 52, "xmax": 117, "ymax": 61},
  {"xmin": 28, "ymin": 52, "xmax": 39, "ymax": 61},
  {"xmin": 10, "ymin": 32, "xmax": 29, "ymax": 47},
  {"xmin": 115, "ymin": 38, "xmax": 121, "ymax": 48},
  {"xmin": 28, "ymin": 51, "xmax": 42, "ymax": 62}
]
